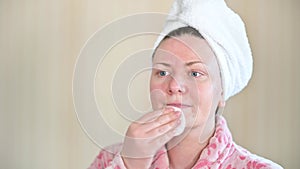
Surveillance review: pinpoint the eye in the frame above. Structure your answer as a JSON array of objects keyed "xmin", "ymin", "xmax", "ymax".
[
  {"xmin": 158, "ymin": 70, "xmax": 170, "ymax": 77},
  {"xmin": 190, "ymin": 71, "xmax": 203, "ymax": 77}
]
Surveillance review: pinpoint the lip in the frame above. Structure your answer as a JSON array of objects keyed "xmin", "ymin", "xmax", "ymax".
[{"xmin": 166, "ymin": 103, "xmax": 192, "ymax": 109}]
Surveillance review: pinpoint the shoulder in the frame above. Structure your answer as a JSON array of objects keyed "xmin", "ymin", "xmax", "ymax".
[{"xmin": 224, "ymin": 143, "xmax": 283, "ymax": 169}]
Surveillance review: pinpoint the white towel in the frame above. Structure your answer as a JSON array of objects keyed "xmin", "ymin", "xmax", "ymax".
[{"xmin": 154, "ymin": 0, "xmax": 253, "ymax": 100}]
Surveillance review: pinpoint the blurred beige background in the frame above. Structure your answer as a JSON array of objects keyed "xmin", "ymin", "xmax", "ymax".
[{"xmin": 1, "ymin": 0, "xmax": 299, "ymax": 168}]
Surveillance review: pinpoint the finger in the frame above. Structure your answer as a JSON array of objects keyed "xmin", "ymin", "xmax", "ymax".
[
  {"xmin": 149, "ymin": 119, "xmax": 181, "ymax": 144},
  {"xmin": 135, "ymin": 107, "xmax": 174, "ymax": 124},
  {"xmin": 147, "ymin": 117, "xmax": 181, "ymax": 138},
  {"xmin": 142, "ymin": 110, "xmax": 181, "ymax": 132}
]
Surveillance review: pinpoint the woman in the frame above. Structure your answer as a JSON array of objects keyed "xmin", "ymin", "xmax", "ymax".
[{"xmin": 89, "ymin": 0, "xmax": 283, "ymax": 168}]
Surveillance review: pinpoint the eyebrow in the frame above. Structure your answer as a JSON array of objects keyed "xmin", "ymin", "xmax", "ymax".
[
  {"xmin": 154, "ymin": 63, "xmax": 171, "ymax": 67},
  {"xmin": 154, "ymin": 61, "xmax": 204, "ymax": 67},
  {"xmin": 186, "ymin": 61, "xmax": 204, "ymax": 66}
]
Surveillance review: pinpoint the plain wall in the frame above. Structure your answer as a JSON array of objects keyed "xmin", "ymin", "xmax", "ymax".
[{"xmin": 1, "ymin": 0, "xmax": 299, "ymax": 168}]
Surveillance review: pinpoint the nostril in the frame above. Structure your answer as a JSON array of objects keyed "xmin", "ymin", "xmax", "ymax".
[
  {"xmin": 168, "ymin": 86, "xmax": 185, "ymax": 94},
  {"xmin": 168, "ymin": 77, "xmax": 186, "ymax": 94},
  {"xmin": 177, "ymin": 87, "xmax": 185, "ymax": 93}
]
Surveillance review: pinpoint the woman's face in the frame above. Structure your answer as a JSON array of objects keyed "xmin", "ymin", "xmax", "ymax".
[{"xmin": 150, "ymin": 34, "xmax": 224, "ymax": 130}]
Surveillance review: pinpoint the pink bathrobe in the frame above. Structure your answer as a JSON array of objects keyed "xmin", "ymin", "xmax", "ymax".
[{"xmin": 88, "ymin": 116, "xmax": 283, "ymax": 169}]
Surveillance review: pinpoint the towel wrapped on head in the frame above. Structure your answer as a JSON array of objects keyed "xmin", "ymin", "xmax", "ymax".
[{"xmin": 154, "ymin": 0, "xmax": 253, "ymax": 101}]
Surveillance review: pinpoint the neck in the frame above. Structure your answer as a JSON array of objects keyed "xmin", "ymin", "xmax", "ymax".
[{"xmin": 166, "ymin": 122, "xmax": 215, "ymax": 169}]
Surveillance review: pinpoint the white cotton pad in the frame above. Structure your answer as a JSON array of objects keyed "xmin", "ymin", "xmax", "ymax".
[{"xmin": 167, "ymin": 106, "xmax": 186, "ymax": 136}]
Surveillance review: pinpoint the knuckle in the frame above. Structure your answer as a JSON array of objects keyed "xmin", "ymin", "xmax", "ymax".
[
  {"xmin": 127, "ymin": 125, "xmax": 141, "ymax": 137},
  {"xmin": 158, "ymin": 115, "xmax": 170, "ymax": 124}
]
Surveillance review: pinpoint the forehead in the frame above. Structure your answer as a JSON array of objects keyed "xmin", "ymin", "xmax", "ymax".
[{"xmin": 153, "ymin": 35, "xmax": 216, "ymax": 64}]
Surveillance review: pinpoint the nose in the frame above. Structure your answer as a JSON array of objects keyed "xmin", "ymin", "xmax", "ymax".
[{"xmin": 167, "ymin": 77, "xmax": 186, "ymax": 95}]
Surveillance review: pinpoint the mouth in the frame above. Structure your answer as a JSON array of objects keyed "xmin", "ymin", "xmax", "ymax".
[{"xmin": 166, "ymin": 103, "xmax": 192, "ymax": 109}]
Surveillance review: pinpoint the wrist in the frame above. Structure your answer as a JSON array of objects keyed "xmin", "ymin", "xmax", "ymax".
[{"xmin": 121, "ymin": 156, "xmax": 153, "ymax": 169}]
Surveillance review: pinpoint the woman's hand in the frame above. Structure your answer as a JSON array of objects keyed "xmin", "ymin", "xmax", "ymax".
[{"xmin": 121, "ymin": 107, "xmax": 181, "ymax": 169}]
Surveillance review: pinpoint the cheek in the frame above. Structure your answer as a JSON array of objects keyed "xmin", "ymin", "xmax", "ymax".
[
  {"xmin": 193, "ymin": 82, "xmax": 214, "ymax": 105},
  {"xmin": 150, "ymin": 79, "xmax": 167, "ymax": 109},
  {"xmin": 187, "ymin": 83, "xmax": 215, "ymax": 125},
  {"xmin": 194, "ymin": 82, "xmax": 222, "ymax": 119},
  {"xmin": 150, "ymin": 80, "xmax": 161, "ymax": 90}
]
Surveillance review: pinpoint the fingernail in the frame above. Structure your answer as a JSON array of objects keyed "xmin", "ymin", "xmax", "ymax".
[{"xmin": 165, "ymin": 107, "xmax": 173, "ymax": 111}]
